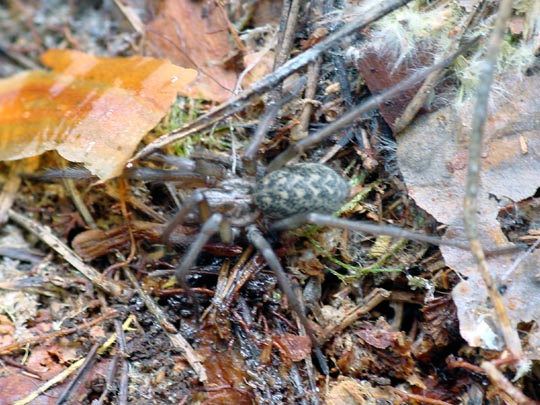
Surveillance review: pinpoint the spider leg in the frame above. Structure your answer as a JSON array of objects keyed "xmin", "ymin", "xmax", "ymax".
[
  {"xmin": 246, "ymin": 225, "xmax": 329, "ymax": 375},
  {"xmin": 174, "ymin": 212, "xmax": 224, "ymax": 319},
  {"xmin": 271, "ymin": 213, "xmax": 521, "ymax": 254},
  {"xmin": 271, "ymin": 213, "xmax": 470, "ymax": 247},
  {"xmin": 242, "ymin": 77, "xmax": 307, "ymax": 175},
  {"xmin": 162, "ymin": 191, "xmax": 212, "ymax": 243},
  {"xmin": 265, "ymin": 39, "xmax": 479, "ymax": 173}
]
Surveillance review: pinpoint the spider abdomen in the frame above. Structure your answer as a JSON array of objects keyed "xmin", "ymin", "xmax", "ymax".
[{"xmin": 253, "ymin": 163, "xmax": 349, "ymax": 218}]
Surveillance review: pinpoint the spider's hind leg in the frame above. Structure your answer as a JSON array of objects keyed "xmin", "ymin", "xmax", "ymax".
[{"xmin": 246, "ymin": 225, "xmax": 329, "ymax": 375}]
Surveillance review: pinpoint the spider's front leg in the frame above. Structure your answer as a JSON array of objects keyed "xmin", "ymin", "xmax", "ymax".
[
  {"xmin": 165, "ymin": 191, "xmax": 232, "ymax": 317},
  {"xmin": 173, "ymin": 212, "xmax": 224, "ymax": 317}
]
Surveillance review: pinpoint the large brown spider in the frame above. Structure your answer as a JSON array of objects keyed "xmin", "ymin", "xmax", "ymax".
[
  {"xmin": 155, "ymin": 151, "xmax": 349, "ymax": 372},
  {"xmin": 153, "ymin": 137, "xmax": 476, "ymax": 373}
]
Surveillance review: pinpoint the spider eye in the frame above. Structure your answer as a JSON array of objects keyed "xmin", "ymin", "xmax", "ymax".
[{"xmin": 253, "ymin": 163, "xmax": 349, "ymax": 219}]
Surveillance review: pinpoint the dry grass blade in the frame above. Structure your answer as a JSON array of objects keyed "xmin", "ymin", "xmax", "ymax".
[
  {"xmin": 464, "ymin": 0, "xmax": 523, "ymax": 360},
  {"xmin": 8, "ymin": 209, "xmax": 124, "ymax": 296}
]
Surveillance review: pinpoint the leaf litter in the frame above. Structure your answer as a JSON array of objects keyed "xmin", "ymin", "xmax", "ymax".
[
  {"xmin": 1, "ymin": 0, "xmax": 540, "ymax": 404},
  {"xmin": 398, "ymin": 72, "xmax": 540, "ymax": 353}
]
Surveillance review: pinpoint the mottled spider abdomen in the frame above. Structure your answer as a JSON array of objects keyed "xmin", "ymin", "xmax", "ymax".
[{"xmin": 253, "ymin": 163, "xmax": 350, "ymax": 218}]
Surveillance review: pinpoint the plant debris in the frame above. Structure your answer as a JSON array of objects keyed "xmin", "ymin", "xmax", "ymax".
[{"xmin": 1, "ymin": 0, "xmax": 540, "ymax": 404}]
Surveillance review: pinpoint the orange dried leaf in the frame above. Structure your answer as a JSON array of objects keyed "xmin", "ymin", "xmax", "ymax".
[{"xmin": 0, "ymin": 49, "xmax": 197, "ymax": 180}]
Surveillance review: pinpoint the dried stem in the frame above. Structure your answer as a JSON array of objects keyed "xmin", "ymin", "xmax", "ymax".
[
  {"xmin": 463, "ymin": 0, "xmax": 523, "ymax": 359},
  {"xmin": 130, "ymin": 0, "xmax": 413, "ymax": 161},
  {"xmin": 267, "ymin": 38, "xmax": 479, "ymax": 172},
  {"xmin": 482, "ymin": 361, "xmax": 538, "ymax": 404}
]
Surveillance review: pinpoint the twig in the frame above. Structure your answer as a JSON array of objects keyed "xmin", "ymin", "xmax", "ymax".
[
  {"xmin": 13, "ymin": 314, "xmax": 131, "ymax": 405},
  {"xmin": 56, "ymin": 155, "xmax": 97, "ymax": 229},
  {"xmin": 319, "ymin": 288, "xmax": 391, "ymax": 343},
  {"xmin": 56, "ymin": 342, "xmax": 101, "ymax": 404},
  {"xmin": 463, "ymin": 0, "xmax": 523, "ymax": 359},
  {"xmin": 266, "ymin": 38, "xmax": 479, "ymax": 172},
  {"xmin": 289, "ymin": 0, "xmax": 325, "ymax": 143},
  {"xmin": 129, "ymin": 0, "xmax": 413, "ymax": 162},
  {"xmin": 482, "ymin": 361, "xmax": 538, "ymax": 404},
  {"xmin": 95, "ymin": 318, "xmax": 130, "ymax": 405},
  {"xmin": 387, "ymin": 386, "xmax": 453, "ymax": 405},
  {"xmin": 95, "ymin": 350, "xmax": 119, "ymax": 405},
  {"xmin": 0, "ymin": 310, "xmax": 118, "ymax": 355},
  {"xmin": 291, "ymin": 59, "xmax": 322, "ymax": 141},
  {"xmin": 8, "ymin": 209, "xmax": 124, "ymax": 296},
  {"xmin": 273, "ymin": 0, "xmax": 301, "ymax": 70},
  {"xmin": 103, "ymin": 179, "xmax": 138, "ymax": 276},
  {"xmin": 392, "ymin": 1, "xmax": 487, "ymax": 133},
  {"xmin": 13, "ymin": 358, "xmax": 85, "ymax": 405},
  {"xmin": 111, "ymin": 0, "xmax": 144, "ymax": 34},
  {"xmin": 241, "ymin": 0, "xmax": 301, "ymax": 173},
  {"xmin": 115, "ymin": 318, "xmax": 130, "ymax": 405}
]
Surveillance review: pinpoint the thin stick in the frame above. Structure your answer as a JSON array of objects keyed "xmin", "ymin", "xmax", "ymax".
[
  {"xmin": 266, "ymin": 38, "xmax": 479, "ymax": 172},
  {"xmin": 319, "ymin": 288, "xmax": 391, "ymax": 343},
  {"xmin": 13, "ymin": 358, "xmax": 85, "ymax": 405},
  {"xmin": 56, "ymin": 342, "xmax": 101, "ymax": 404},
  {"xmin": 273, "ymin": 0, "xmax": 301, "ymax": 70},
  {"xmin": 0, "ymin": 310, "xmax": 118, "ymax": 355},
  {"xmin": 482, "ymin": 361, "xmax": 538, "ymax": 404},
  {"xmin": 392, "ymin": 0, "xmax": 487, "ymax": 133},
  {"xmin": 463, "ymin": 0, "xmax": 522, "ymax": 358},
  {"xmin": 387, "ymin": 387, "xmax": 453, "ymax": 405},
  {"xmin": 8, "ymin": 209, "xmax": 124, "ymax": 296},
  {"xmin": 129, "ymin": 0, "xmax": 413, "ymax": 162},
  {"xmin": 123, "ymin": 268, "xmax": 208, "ymax": 383}
]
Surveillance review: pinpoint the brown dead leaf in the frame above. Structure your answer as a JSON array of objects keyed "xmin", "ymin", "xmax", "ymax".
[
  {"xmin": 0, "ymin": 49, "xmax": 197, "ymax": 180},
  {"xmin": 332, "ymin": 319, "xmax": 420, "ymax": 386},
  {"xmin": 397, "ymin": 72, "xmax": 540, "ymax": 352},
  {"xmin": 326, "ymin": 377, "xmax": 400, "ymax": 405},
  {"xmin": 145, "ymin": 0, "xmax": 238, "ymax": 102},
  {"xmin": 197, "ymin": 330, "xmax": 253, "ymax": 405},
  {"xmin": 241, "ymin": 50, "xmax": 275, "ymax": 89},
  {"xmin": 275, "ymin": 332, "xmax": 311, "ymax": 362},
  {"xmin": 355, "ymin": 41, "xmax": 435, "ymax": 131}
]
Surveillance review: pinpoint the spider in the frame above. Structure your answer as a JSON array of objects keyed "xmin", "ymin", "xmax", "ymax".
[
  {"xmin": 155, "ymin": 143, "xmax": 478, "ymax": 374},
  {"xmin": 156, "ymin": 152, "xmax": 349, "ymax": 371}
]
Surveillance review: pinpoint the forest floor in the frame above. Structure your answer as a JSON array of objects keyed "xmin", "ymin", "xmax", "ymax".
[{"xmin": 0, "ymin": 1, "xmax": 539, "ymax": 404}]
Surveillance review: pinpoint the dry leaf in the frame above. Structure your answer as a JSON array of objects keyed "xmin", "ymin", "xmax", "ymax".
[
  {"xmin": 241, "ymin": 50, "xmax": 275, "ymax": 89},
  {"xmin": 145, "ymin": 0, "xmax": 238, "ymax": 102},
  {"xmin": 0, "ymin": 49, "xmax": 197, "ymax": 180},
  {"xmin": 397, "ymin": 73, "xmax": 540, "ymax": 352},
  {"xmin": 355, "ymin": 45, "xmax": 434, "ymax": 131},
  {"xmin": 326, "ymin": 377, "xmax": 400, "ymax": 405}
]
